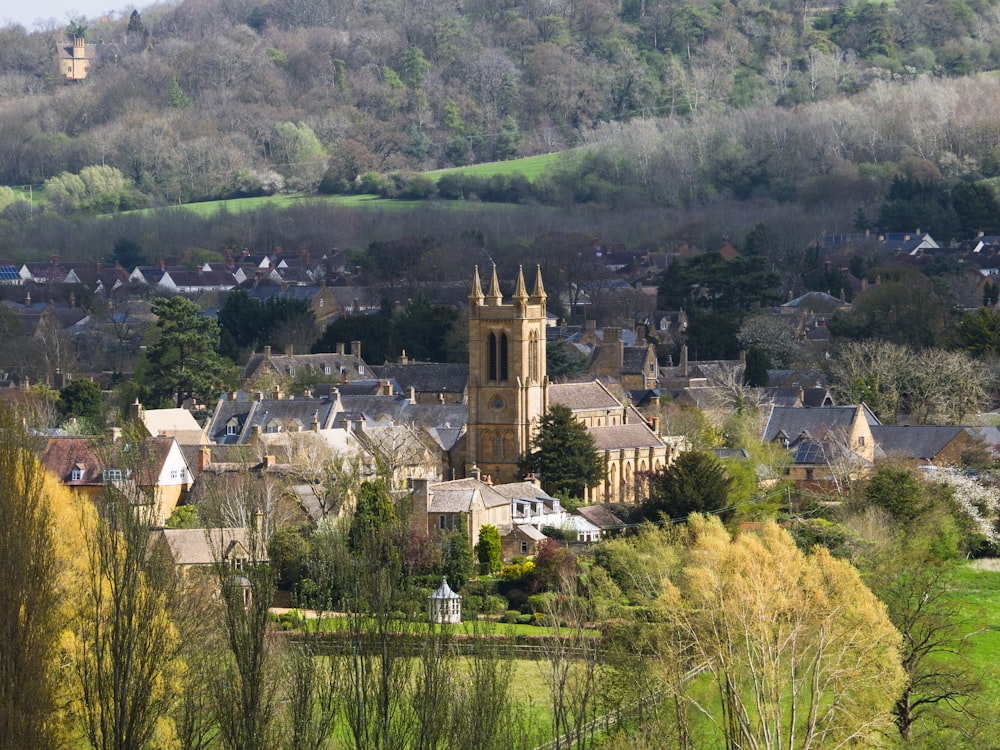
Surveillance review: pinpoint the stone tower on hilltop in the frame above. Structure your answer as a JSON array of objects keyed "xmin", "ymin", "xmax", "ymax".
[{"xmin": 466, "ymin": 265, "xmax": 548, "ymax": 484}]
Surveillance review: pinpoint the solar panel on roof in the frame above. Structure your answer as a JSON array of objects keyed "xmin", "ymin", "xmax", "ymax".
[{"xmin": 0, "ymin": 267, "xmax": 20, "ymax": 280}]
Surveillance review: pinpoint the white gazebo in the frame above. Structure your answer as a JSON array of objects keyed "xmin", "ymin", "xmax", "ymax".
[{"xmin": 428, "ymin": 577, "xmax": 462, "ymax": 624}]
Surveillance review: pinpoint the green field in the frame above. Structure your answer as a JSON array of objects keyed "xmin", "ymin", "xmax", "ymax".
[{"xmin": 426, "ymin": 150, "xmax": 575, "ymax": 183}]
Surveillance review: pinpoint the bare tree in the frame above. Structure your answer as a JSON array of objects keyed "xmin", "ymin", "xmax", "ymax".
[
  {"xmin": 210, "ymin": 510, "xmax": 283, "ymax": 750},
  {"xmin": 73, "ymin": 427, "xmax": 179, "ymax": 750}
]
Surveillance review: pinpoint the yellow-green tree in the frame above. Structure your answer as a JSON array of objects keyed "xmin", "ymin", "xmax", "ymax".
[
  {"xmin": 0, "ymin": 404, "xmax": 61, "ymax": 749},
  {"xmin": 658, "ymin": 516, "xmax": 905, "ymax": 748}
]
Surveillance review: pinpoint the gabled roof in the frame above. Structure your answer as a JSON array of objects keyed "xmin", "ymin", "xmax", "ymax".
[
  {"xmin": 41, "ymin": 435, "xmax": 181, "ymax": 486},
  {"xmin": 589, "ymin": 423, "xmax": 662, "ymax": 450},
  {"xmin": 490, "ymin": 481, "xmax": 558, "ymax": 503},
  {"xmin": 871, "ymin": 425, "xmax": 969, "ymax": 461},
  {"xmin": 153, "ymin": 527, "xmax": 265, "ymax": 566},
  {"xmin": 574, "ymin": 504, "xmax": 624, "ymax": 529},
  {"xmin": 762, "ymin": 405, "xmax": 878, "ymax": 444},
  {"xmin": 427, "ymin": 477, "xmax": 509, "ymax": 512},
  {"xmin": 549, "ymin": 380, "xmax": 622, "ymax": 411},
  {"xmin": 369, "ymin": 363, "xmax": 469, "ymax": 395},
  {"xmin": 621, "ymin": 346, "xmax": 653, "ymax": 374}
]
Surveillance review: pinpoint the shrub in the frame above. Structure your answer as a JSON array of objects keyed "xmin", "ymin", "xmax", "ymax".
[
  {"xmin": 502, "ymin": 610, "xmax": 521, "ymax": 624},
  {"xmin": 515, "ymin": 614, "xmax": 533, "ymax": 625}
]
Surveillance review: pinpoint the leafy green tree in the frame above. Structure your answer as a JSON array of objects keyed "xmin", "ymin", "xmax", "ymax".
[
  {"xmin": 348, "ymin": 480, "xmax": 398, "ymax": 561},
  {"xmin": 546, "ymin": 341, "xmax": 588, "ymax": 378},
  {"xmin": 57, "ymin": 378, "xmax": 105, "ymax": 428},
  {"xmin": 110, "ymin": 236, "xmax": 145, "ymax": 269},
  {"xmin": 168, "ymin": 78, "xmax": 192, "ymax": 109},
  {"xmin": 390, "ymin": 296, "xmax": 460, "ymax": 362},
  {"xmin": 312, "ymin": 312, "xmax": 392, "ymax": 365},
  {"xmin": 141, "ymin": 296, "xmax": 235, "ymax": 407},
  {"xmin": 443, "ymin": 524, "xmax": 473, "ymax": 589},
  {"xmin": 520, "ymin": 405, "xmax": 605, "ymax": 499},
  {"xmin": 863, "ymin": 465, "xmax": 928, "ymax": 524},
  {"xmin": 476, "ymin": 524, "xmax": 502, "ymax": 575},
  {"xmin": 742, "ymin": 347, "xmax": 769, "ymax": 387},
  {"xmin": 642, "ymin": 450, "xmax": 734, "ymax": 521},
  {"xmin": 957, "ymin": 306, "xmax": 1000, "ymax": 357}
]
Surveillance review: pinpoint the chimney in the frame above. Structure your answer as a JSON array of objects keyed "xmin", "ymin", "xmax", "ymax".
[
  {"xmin": 469, "ymin": 464, "xmax": 481, "ymax": 481},
  {"xmin": 263, "ymin": 345, "xmax": 272, "ymax": 361},
  {"xmin": 311, "ymin": 412, "xmax": 319, "ymax": 432},
  {"xmin": 337, "ymin": 342, "xmax": 346, "ymax": 355},
  {"xmin": 680, "ymin": 345, "xmax": 689, "ymax": 378},
  {"xmin": 262, "ymin": 455, "xmax": 276, "ymax": 471},
  {"xmin": 409, "ymin": 386, "xmax": 416, "ymax": 404},
  {"xmin": 285, "ymin": 345, "xmax": 293, "ymax": 357},
  {"xmin": 255, "ymin": 391, "xmax": 265, "ymax": 401},
  {"xmin": 198, "ymin": 446, "xmax": 210, "ymax": 473},
  {"xmin": 351, "ymin": 340, "xmax": 361, "ymax": 361},
  {"xmin": 272, "ymin": 386, "xmax": 282, "ymax": 400},
  {"xmin": 399, "ymin": 349, "xmax": 408, "ymax": 365},
  {"xmin": 129, "ymin": 398, "xmax": 145, "ymax": 424}
]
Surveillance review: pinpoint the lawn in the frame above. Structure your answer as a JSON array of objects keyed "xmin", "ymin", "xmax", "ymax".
[{"xmin": 948, "ymin": 561, "xmax": 1000, "ymax": 704}]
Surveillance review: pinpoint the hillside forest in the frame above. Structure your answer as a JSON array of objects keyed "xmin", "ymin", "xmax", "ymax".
[{"xmin": 3, "ymin": 0, "xmax": 1000, "ymax": 241}]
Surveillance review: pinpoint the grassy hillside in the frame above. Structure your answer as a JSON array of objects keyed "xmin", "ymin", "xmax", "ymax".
[{"xmin": 426, "ymin": 152, "xmax": 573, "ymax": 184}]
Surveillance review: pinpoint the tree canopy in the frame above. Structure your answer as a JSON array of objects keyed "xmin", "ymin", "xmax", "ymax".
[
  {"xmin": 642, "ymin": 450, "xmax": 734, "ymax": 522},
  {"xmin": 519, "ymin": 405, "xmax": 605, "ymax": 499},
  {"xmin": 140, "ymin": 296, "xmax": 236, "ymax": 408}
]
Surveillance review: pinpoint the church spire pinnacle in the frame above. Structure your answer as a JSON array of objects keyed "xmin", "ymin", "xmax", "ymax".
[
  {"xmin": 513, "ymin": 265, "xmax": 528, "ymax": 303},
  {"xmin": 486, "ymin": 264, "xmax": 503, "ymax": 305},
  {"xmin": 470, "ymin": 265, "xmax": 484, "ymax": 306},
  {"xmin": 530, "ymin": 265, "xmax": 546, "ymax": 304}
]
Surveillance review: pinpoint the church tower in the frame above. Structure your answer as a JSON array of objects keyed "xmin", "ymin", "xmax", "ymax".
[{"xmin": 466, "ymin": 265, "xmax": 548, "ymax": 484}]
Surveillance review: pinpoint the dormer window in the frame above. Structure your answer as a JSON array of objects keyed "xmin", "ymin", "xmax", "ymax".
[
  {"xmin": 266, "ymin": 421, "xmax": 279, "ymax": 433},
  {"xmin": 71, "ymin": 465, "xmax": 84, "ymax": 481},
  {"xmin": 103, "ymin": 469, "xmax": 123, "ymax": 482},
  {"xmin": 324, "ymin": 365, "xmax": 331, "ymax": 375},
  {"xmin": 226, "ymin": 420, "xmax": 239, "ymax": 436}
]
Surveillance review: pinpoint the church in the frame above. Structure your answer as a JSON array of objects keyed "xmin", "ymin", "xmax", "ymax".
[{"xmin": 464, "ymin": 265, "xmax": 674, "ymax": 502}]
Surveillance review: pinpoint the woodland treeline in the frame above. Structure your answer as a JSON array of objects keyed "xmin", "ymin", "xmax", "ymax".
[{"xmin": 3, "ymin": 0, "xmax": 1000, "ymax": 220}]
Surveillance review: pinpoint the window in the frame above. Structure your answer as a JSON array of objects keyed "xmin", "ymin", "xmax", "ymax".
[
  {"xmin": 858, "ymin": 435, "xmax": 866, "ymax": 447},
  {"xmin": 103, "ymin": 469, "xmax": 123, "ymax": 482},
  {"xmin": 520, "ymin": 541, "xmax": 528, "ymax": 554},
  {"xmin": 359, "ymin": 365, "xmax": 365, "ymax": 375},
  {"xmin": 226, "ymin": 422, "xmax": 238, "ymax": 436},
  {"xmin": 319, "ymin": 298, "xmax": 324, "ymax": 307},
  {"xmin": 266, "ymin": 422, "xmax": 279, "ymax": 433},
  {"xmin": 288, "ymin": 366, "xmax": 295, "ymax": 376},
  {"xmin": 71, "ymin": 467, "xmax": 83, "ymax": 481},
  {"xmin": 494, "ymin": 432, "xmax": 503, "ymax": 461},
  {"xmin": 439, "ymin": 514, "xmax": 458, "ymax": 531},
  {"xmin": 324, "ymin": 365, "xmax": 331, "ymax": 375},
  {"xmin": 232, "ymin": 558, "xmax": 245, "ymax": 571},
  {"xmin": 487, "ymin": 332, "xmax": 509, "ymax": 382}
]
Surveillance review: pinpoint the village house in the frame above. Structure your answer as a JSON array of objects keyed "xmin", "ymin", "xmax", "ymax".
[{"xmin": 41, "ymin": 434, "xmax": 194, "ymax": 524}]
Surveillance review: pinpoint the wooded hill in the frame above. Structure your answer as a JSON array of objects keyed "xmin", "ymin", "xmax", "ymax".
[{"xmin": 2, "ymin": 0, "xmax": 1000, "ymax": 226}]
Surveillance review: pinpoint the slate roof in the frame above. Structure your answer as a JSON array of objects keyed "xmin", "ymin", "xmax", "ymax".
[
  {"xmin": 490, "ymin": 481, "xmax": 558, "ymax": 503},
  {"xmin": 242, "ymin": 351, "xmax": 368, "ymax": 383},
  {"xmin": 426, "ymin": 477, "xmax": 509, "ymax": 513},
  {"xmin": 589, "ymin": 423, "xmax": 663, "ymax": 451},
  {"xmin": 762, "ymin": 405, "xmax": 878, "ymax": 444},
  {"xmin": 621, "ymin": 346, "xmax": 652, "ymax": 374},
  {"xmin": 205, "ymin": 396, "xmax": 336, "ymax": 444},
  {"xmin": 369, "ymin": 363, "xmax": 469, "ymax": 396},
  {"xmin": 549, "ymin": 381, "xmax": 622, "ymax": 411},
  {"xmin": 871, "ymin": 425, "xmax": 969, "ymax": 461},
  {"xmin": 574, "ymin": 504, "xmax": 624, "ymax": 529},
  {"xmin": 153, "ymin": 527, "xmax": 265, "ymax": 566},
  {"xmin": 779, "ymin": 291, "xmax": 850, "ymax": 313}
]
